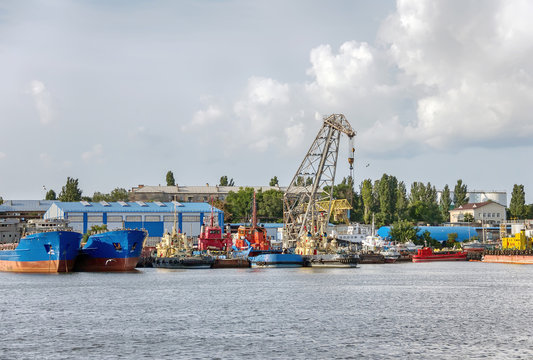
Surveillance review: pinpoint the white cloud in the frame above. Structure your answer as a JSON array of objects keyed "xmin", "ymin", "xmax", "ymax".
[
  {"xmin": 81, "ymin": 144, "xmax": 104, "ymax": 162},
  {"xmin": 285, "ymin": 122, "xmax": 305, "ymax": 149},
  {"xmin": 29, "ymin": 80, "xmax": 53, "ymax": 125},
  {"xmin": 182, "ymin": 105, "xmax": 223, "ymax": 132},
  {"xmin": 0, "ymin": 152, "xmax": 6, "ymax": 159},
  {"xmin": 375, "ymin": 0, "xmax": 533, "ymax": 150}
]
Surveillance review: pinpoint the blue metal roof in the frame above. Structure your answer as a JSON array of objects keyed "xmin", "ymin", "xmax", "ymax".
[
  {"xmin": 0, "ymin": 205, "xmax": 15, "ymax": 212},
  {"xmin": 0, "ymin": 200, "xmax": 55, "ymax": 212},
  {"xmin": 377, "ymin": 226, "xmax": 478, "ymax": 242},
  {"xmin": 51, "ymin": 201, "xmax": 222, "ymax": 213},
  {"xmin": 230, "ymin": 222, "xmax": 283, "ymax": 228}
]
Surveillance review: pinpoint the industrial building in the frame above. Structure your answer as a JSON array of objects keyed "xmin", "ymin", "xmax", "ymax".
[
  {"xmin": 377, "ymin": 226, "xmax": 480, "ymax": 242},
  {"xmin": 449, "ymin": 201, "xmax": 507, "ymax": 225},
  {"xmin": 129, "ymin": 184, "xmax": 284, "ymax": 202},
  {"xmin": 44, "ymin": 201, "xmax": 224, "ymax": 245},
  {"xmin": 437, "ymin": 190, "xmax": 507, "ymax": 206}
]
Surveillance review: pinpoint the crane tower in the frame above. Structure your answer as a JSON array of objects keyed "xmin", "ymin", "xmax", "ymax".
[{"xmin": 283, "ymin": 114, "xmax": 356, "ymax": 249}]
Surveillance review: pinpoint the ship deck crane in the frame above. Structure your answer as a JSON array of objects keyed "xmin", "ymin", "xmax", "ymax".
[{"xmin": 282, "ymin": 114, "xmax": 356, "ymax": 250}]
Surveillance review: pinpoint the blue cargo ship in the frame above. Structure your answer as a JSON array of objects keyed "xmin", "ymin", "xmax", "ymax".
[
  {"xmin": 0, "ymin": 231, "xmax": 82, "ymax": 273},
  {"xmin": 75, "ymin": 229, "xmax": 146, "ymax": 271}
]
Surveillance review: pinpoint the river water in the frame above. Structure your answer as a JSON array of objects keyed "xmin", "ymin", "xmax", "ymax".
[{"xmin": 1, "ymin": 262, "xmax": 532, "ymax": 359}]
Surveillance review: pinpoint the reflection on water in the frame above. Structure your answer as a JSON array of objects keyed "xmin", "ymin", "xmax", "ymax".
[{"xmin": 1, "ymin": 262, "xmax": 532, "ymax": 359}]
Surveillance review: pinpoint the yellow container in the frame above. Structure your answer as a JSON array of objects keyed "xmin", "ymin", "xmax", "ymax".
[{"xmin": 502, "ymin": 230, "xmax": 532, "ymax": 250}]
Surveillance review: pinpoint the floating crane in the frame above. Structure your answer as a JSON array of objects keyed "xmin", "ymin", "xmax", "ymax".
[{"xmin": 282, "ymin": 114, "xmax": 356, "ymax": 250}]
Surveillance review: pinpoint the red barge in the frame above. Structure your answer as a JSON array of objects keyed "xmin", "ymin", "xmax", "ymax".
[{"xmin": 412, "ymin": 247, "xmax": 468, "ymax": 262}]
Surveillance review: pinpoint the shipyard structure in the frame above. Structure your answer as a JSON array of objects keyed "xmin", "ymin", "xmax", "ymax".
[{"xmin": 0, "ymin": 200, "xmax": 222, "ymax": 246}]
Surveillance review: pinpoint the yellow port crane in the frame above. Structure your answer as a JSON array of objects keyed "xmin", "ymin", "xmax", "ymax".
[{"xmin": 315, "ymin": 199, "xmax": 353, "ymax": 224}]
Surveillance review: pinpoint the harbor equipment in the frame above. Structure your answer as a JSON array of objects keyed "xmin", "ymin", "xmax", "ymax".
[{"xmin": 282, "ymin": 113, "xmax": 356, "ymax": 252}]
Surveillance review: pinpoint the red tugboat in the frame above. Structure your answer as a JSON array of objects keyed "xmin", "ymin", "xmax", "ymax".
[
  {"xmin": 412, "ymin": 247, "xmax": 468, "ymax": 262},
  {"xmin": 197, "ymin": 202, "xmax": 232, "ymax": 251},
  {"xmin": 234, "ymin": 191, "xmax": 270, "ymax": 251}
]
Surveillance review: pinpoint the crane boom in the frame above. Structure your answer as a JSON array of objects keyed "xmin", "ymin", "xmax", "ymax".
[{"xmin": 283, "ymin": 114, "xmax": 356, "ymax": 249}]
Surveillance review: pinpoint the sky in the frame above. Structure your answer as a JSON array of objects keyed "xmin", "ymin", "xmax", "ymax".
[{"xmin": 1, "ymin": 0, "xmax": 532, "ymax": 204}]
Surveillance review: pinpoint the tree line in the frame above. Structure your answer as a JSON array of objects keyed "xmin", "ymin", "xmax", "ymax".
[
  {"xmin": 4, "ymin": 172, "xmax": 531, "ymax": 227},
  {"xmin": 43, "ymin": 177, "xmax": 129, "ymax": 202}
]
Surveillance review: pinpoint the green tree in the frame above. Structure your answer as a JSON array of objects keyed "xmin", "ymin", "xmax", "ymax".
[
  {"xmin": 166, "ymin": 171, "xmax": 175, "ymax": 186},
  {"xmin": 224, "ymin": 187, "xmax": 254, "ymax": 222},
  {"xmin": 407, "ymin": 182, "xmax": 441, "ymax": 224},
  {"xmin": 396, "ymin": 181, "xmax": 408, "ymax": 221},
  {"xmin": 389, "ymin": 220, "xmax": 419, "ymax": 243},
  {"xmin": 463, "ymin": 213, "xmax": 474, "ymax": 223},
  {"xmin": 453, "ymin": 179, "xmax": 469, "ymax": 207},
  {"xmin": 269, "ymin": 176, "xmax": 279, "ymax": 186},
  {"xmin": 440, "ymin": 184, "xmax": 452, "ymax": 222},
  {"xmin": 509, "ymin": 184, "xmax": 527, "ymax": 219},
  {"xmin": 109, "ymin": 188, "xmax": 129, "ymax": 201},
  {"xmin": 58, "ymin": 177, "xmax": 82, "ymax": 202},
  {"xmin": 219, "ymin": 176, "xmax": 235, "ymax": 186},
  {"xmin": 527, "ymin": 204, "xmax": 533, "ymax": 219},
  {"xmin": 360, "ymin": 179, "xmax": 374, "ymax": 224},
  {"xmin": 407, "ymin": 200, "xmax": 442, "ymax": 225},
  {"xmin": 92, "ymin": 192, "xmax": 109, "ymax": 202},
  {"xmin": 45, "ymin": 189, "xmax": 57, "ymax": 200},
  {"xmin": 376, "ymin": 174, "xmax": 398, "ymax": 226},
  {"xmin": 0, "ymin": 196, "xmax": 3, "ymax": 205},
  {"xmin": 416, "ymin": 230, "xmax": 441, "ymax": 248},
  {"xmin": 446, "ymin": 232, "xmax": 459, "ymax": 248},
  {"xmin": 257, "ymin": 189, "xmax": 284, "ymax": 222}
]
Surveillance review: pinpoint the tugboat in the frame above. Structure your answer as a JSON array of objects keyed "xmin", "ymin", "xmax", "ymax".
[
  {"xmin": 197, "ymin": 201, "xmax": 232, "ymax": 252},
  {"xmin": 0, "ymin": 219, "xmax": 81, "ymax": 273},
  {"xmin": 234, "ymin": 191, "xmax": 271, "ymax": 251},
  {"xmin": 153, "ymin": 218, "xmax": 214, "ymax": 269},
  {"xmin": 412, "ymin": 247, "xmax": 467, "ymax": 262},
  {"xmin": 230, "ymin": 191, "xmax": 299, "ymax": 268},
  {"xmin": 295, "ymin": 214, "xmax": 359, "ymax": 268},
  {"xmin": 381, "ymin": 247, "xmax": 401, "ymax": 263}
]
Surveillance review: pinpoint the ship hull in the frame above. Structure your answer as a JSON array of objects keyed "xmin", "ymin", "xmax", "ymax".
[
  {"xmin": 412, "ymin": 247, "xmax": 467, "ymax": 263},
  {"xmin": 0, "ymin": 231, "xmax": 81, "ymax": 273},
  {"xmin": 482, "ymin": 254, "xmax": 533, "ymax": 264},
  {"xmin": 0, "ymin": 259, "xmax": 76, "ymax": 272},
  {"xmin": 412, "ymin": 255, "xmax": 467, "ymax": 262},
  {"xmin": 305, "ymin": 254, "xmax": 359, "ymax": 268},
  {"xmin": 212, "ymin": 258, "xmax": 251, "ymax": 268},
  {"xmin": 250, "ymin": 253, "xmax": 304, "ymax": 268},
  {"xmin": 153, "ymin": 256, "xmax": 214, "ymax": 269},
  {"xmin": 75, "ymin": 229, "xmax": 146, "ymax": 272}
]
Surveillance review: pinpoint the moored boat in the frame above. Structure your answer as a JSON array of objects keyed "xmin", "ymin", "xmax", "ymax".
[
  {"xmin": 358, "ymin": 252, "xmax": 385, "ymax": 264},
  {"xmin": 197, "ymin": 201, "xmax": 232, "ymax": 251},
  {"xmin": 211, "ymin": 257, "xmax": 251, "ymax": 268},
  {"xmin": 381, "ymin": 248, "xmax": 400, "ymax": 263},
  {"xmin": 153, "ymin": 255, "xmax": 214, "ymax": 269},
  {"xmin": 75, "ymin": 229, "xmax": 147, "ymax": 272},
  {"xmin": 0, "ymin": 231, "xmax": 82, "ymax": 273},
  {"xmin": 234, "ymin": 191, "xmax": 271, "ymax": 251},
  {"xmin": 305, "ymin": 253, "xmax": 359, "ymax": 268},
  {"xmin": 412, "ymin": 247, "xmax": 467, "ymax": 262},
  {"xmin": 482, "ymin": 228, "xmax": 533, "ymax": 264},
  {"xmin": 153, "ymin": 221, "xmax": 214, "ymax": 269},
  {"xmin": 250, "ymin": 253, "xmax": 304, "ymax": 268}
]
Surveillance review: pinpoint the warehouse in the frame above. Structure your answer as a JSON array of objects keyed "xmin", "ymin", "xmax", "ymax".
[{"xmin": 44, "ymin": 201, "xmax": 223, "ymax": 245}]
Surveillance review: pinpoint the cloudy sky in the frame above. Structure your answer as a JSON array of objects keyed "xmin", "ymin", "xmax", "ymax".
[{"xmin": 1, "ymin": 0, "xmax": 532, "ymax": 203}]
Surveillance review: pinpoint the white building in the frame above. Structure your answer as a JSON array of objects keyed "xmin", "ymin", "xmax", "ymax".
[{"xmin": 449, "ymin": 201, "xmax": 507, "ymax": 225}]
